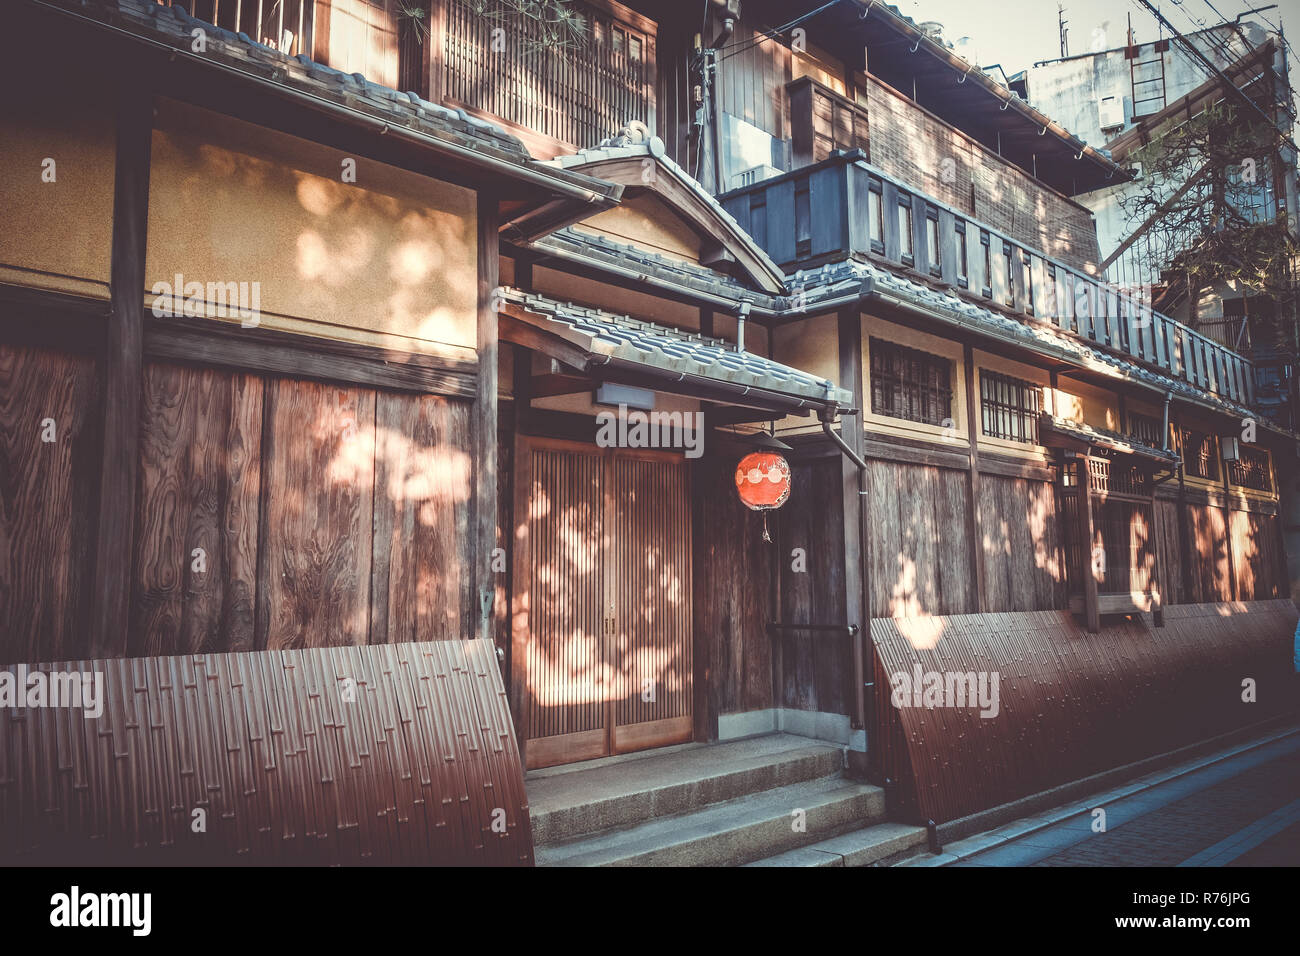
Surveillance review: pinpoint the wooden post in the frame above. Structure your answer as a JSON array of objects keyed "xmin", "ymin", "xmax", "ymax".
[
  {"xmin": 428, "ymin": 0, "xmax": 447, "ymax": 104},
  {"xmin": 509, "ymin": 348, "xmax": 533, "ymax": 765},
  {"xmin": 90, "ymin": 82, "xmax": 151, "ymax": 658},
  {"xmin": 963, "ymin": 344, "xmax": 987, "ymax": 612},
  {"xmin": 475, "ymin": 194, "xmax": 500, "ymax": 643},
  {"xmin": 1214, "ymin": 435, "xmax": 1241, "ymax": 602},
  {"xmin": 1149, "ymin": 465, "xmax": 1164, "ymax": 626},
  {"xmin": 837, "ymin": 306, "xmax": 868, "ymax": 754},
  {"xmin": 1078, "ymin": 456, "xmax": 1101, "ymax": 633}
]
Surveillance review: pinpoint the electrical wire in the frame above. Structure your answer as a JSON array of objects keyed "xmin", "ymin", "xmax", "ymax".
[{"xmin": 717, "ymin": 0, "xmax": 845, "ymax": 63}]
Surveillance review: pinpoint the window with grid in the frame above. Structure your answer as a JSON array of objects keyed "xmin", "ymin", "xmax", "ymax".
[
  {"xmin": 1127, "ymin": 412, "xmax": 1164, "ymax": 448},
  {"xmin": 1181, "ymin": 429, "xmax": 1219, "ymax": 480},
  {"xmin": 870, "ymin": 338, "xmax": 952, "ymax": 426},
  {"xmin": 955, "ymin": 222, "xmax": 968, "ymax": 285},
  {"xmin": 925, "ymin": 210, "xmax": 940, "ymax": 276},
  {"xmin": 980, "ymin": 369, "xmax": 1041, "ymax": 443},
  {"xmin": 1228, "ymin": 446, "xmax": 1272, "ymax": 491},
  {"xmin": 868, "ymin": 184, "xmax": 884, "ymax": 251},
  {"xmin": 898, "ymin": 197, "xmax": 914, "ymax": 262}
]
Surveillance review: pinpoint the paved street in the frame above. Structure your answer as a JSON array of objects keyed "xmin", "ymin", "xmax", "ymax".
[{"xmin": 937, "ymin": 729, "xmax": 1300, "ymax": 867}]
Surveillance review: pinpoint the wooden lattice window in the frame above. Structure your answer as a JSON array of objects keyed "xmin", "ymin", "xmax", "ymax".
[
  {"xmin": 1228, "ymin": 446, "xmax": 1273, "ymax": 492},
  {"xmin": 443, "ymin": 0, "xmax": 653, "ymax": 150},
  {"xmin": 1127, "ymin": 412, "xmax": 1164, "ymax": 448},
  {"xmin": 1181, "ymin": 429, "xmax": 1219, "ymax": 480},
  {"xmin": 870, "ymin": 338, "xmax": 952, "ymax": 427},
  {"xmin": 980, "ymin": 369, "xmax": 1041, "ymax": 444}
]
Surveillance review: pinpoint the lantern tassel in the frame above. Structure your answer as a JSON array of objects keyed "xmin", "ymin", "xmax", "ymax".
[{"xmin": 761, "ymin": 512, "xmax": 771, "ymax": 543}]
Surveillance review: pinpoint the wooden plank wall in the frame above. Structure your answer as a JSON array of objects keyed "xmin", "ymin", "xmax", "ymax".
[
  {"xmin": 979, "ymin": 473, "xmax": 1066, "ymax": 613},
  {"xmin": 691, "ymin": 448, "xmax": 777, "ymax": 735},
  {"xmin": 774, "ymin": 456, "xmax": 851, "ymax": 716},
  {"xmin": 0, "ymin": 344, "xmax": 103, "ymax": 663},
  {"xmin": 3, "ymin": 355, "xmax": 475, "ymax": 664},
  {"xmin": 866, "ymin": 458, "xmax": 975, "ymax": 617}
]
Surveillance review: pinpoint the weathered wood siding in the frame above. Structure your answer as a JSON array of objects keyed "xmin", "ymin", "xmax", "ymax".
[
  {"xmin": 867, "ymin": 458, "xmax": 976, "ymax": 617},
  {"xmin": 774, "ymin": 456, "xmax": 851, "ymax": 716},
  {"xmin": 979, "ymin": 473, "xmax": 1067, "ymax": 613},
  {"xmin": 692, "ymin": 449, "xmax": 776, "ymax": 731},
  {"xmin": 4, "ymin": 352, "xmax": 476, "ymax": 664},
  {"xmin": 0, "ymin": 344, "xmax": 102, "ymax": 663}
]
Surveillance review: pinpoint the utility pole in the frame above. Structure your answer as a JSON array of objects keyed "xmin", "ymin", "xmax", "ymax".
[{"xmin": 1059, "ymin": 4, "xmax": 1069, "ymax": 58}]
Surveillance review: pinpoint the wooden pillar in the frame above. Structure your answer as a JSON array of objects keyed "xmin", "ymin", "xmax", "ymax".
[
  {"xmin": 90, "ymin": 82, "xmax": 152, "ymax": 658},
  {"xmin": 508, "ymin": 349, "xmax": 532, "ymax": 765},
  {"xmin": 837, "ymin": 306, "xmax": 868, "ymax": 746},
  {"xmin": 1078, "ymin": 456, "xmax": 1101, "ymax": 633},
  {"xmin": 963, "ymin": 344, "xmax": 987, "ymax": 612},
  {"xmin": 474, "ymin": 194, "xmax": 500, "ymax": 643},
  {"xmin": 1149, "ymin": 465, "xmax": 1165, "ymax": 626},
  {"xmin": 428, "ymin": 0, "xmax": 447, "ymax": 104},
  {"xmin": 1220, "ymin": 440, "xmax": 1240, "ymax": 602}
]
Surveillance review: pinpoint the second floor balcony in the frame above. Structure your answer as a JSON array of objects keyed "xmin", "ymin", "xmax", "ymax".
[{"xmin": 721, "ymin": 150, "xmax": 1258, "ymax": 411}]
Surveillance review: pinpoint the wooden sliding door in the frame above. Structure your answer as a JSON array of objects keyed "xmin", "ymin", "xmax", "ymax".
[{"xmin": 517, "ymin": 437, "xmax": 693, "ymax": 769}]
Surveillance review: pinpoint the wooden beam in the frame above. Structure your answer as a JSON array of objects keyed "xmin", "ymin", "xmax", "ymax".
[
  {"xmin": 144, "ymin": 317, "xmax": 477, "ymax": 397},
  {"xmin": 1078, "ymin": 457, "xmax": 1101, "ymax": 633},
  {"xmin": 474, "ymin": 194, "xmax": 500, "ymax": 643},
  {"xmin": 1148, "ymin": 465, "xmax": 1165, "ymax": 626},
  {"xmin": 90, "ymin": 82, "xmax": 152, "ymax": 658},
  {"xmin": 963, "ymin": 343, "xmax": 988, "ymax": 613},
  {"xmin": 427, "ymin": 0, "xmax": 447, "ymax": 104},
  {"xmin": 529, "ymin": 373, "xmax": 592, "ymax": 398}
]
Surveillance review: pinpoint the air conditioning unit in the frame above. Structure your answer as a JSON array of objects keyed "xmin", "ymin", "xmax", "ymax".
[
  {"xmin": 732, "ymin": 164, "xmax": 782, "ymax": 189},
  {"xmin": 1098, "ymin": 95, "xmax": 1124, "ymax": 131}
]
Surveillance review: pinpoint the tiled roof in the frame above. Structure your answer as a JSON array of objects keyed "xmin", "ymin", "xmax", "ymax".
[
  {"xmin": 536, "ymin": 228, "xmax": 782, "ymax": 308},
  {"xmin": 541, "ymin": 142, "xmax": 788, "ymax": 293},
  {"xmin": 499, "ymin": 288, "xmax": 851, "ymax": 407},
  {"xmin": 786, "ymin": 257, "xmax": 1282, "ymax": 431},
  {"xmin": 1041, "ymin": 415, "xmax": 1181, "ymax": 464},
  {"xmin": 43, "ymin": 0, "xmax": 616, "ymax": 198}
]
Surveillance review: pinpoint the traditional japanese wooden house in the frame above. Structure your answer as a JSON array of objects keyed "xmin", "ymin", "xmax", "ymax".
[{"xmin": 1, "ymin": 0, "xmax": 1296, "ymax": 865}]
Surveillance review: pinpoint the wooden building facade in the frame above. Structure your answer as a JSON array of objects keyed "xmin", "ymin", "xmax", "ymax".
[{"xmin": 2, "ymin": 0, "xmax": 1297, "ymax": 843}]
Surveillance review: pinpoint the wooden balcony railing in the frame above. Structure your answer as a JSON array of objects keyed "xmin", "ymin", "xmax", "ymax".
[
  {"xmin": 787, "ymin": 75, "xmax": 869, "ymax": 168},
  {"xmin": 441, "ymin": 0, "xmax": 656, "ymax": 153},
  {"xmin": 721, "ymin": 151, "xmax": 1257, "ymax": 408}
]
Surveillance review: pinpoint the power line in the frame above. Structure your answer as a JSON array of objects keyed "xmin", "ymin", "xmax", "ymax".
[
  {"xmin": 717, "ymin": 0, "xmax": 845, "ymax": 63},
  {"xmin": 1133, "ymin": 0, "xmax": 1299, "ymax": 151}
]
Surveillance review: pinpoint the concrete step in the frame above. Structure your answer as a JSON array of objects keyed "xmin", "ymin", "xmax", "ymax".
[
  {"xmin": 528, "ymin": 734, "xmax": 845, "ymax": 846},
  {"xmin": 743, "ymin": 822, "xmax": 928, "ymax": 867},
  {"xmin": 535, "ymin": 775, "xmax": 885, "ymax": 867}
]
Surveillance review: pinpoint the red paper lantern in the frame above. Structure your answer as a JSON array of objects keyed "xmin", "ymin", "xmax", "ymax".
[{"xmin": 735, "ymin": 452, "xmax": 791, "ymax": 516}]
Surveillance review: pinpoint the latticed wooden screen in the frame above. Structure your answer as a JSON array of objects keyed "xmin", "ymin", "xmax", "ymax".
[
  {"xmin": 443, "ymin": 0, "xmax": 652, "ymax": 149},
  {"xmin": 869, "ymin": 337, "xmax": 953, "ymax": 427}
]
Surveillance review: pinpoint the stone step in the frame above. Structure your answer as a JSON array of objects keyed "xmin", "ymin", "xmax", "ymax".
[
  {"xmin": 743, "ymin": 822, "xmax": 928, "ymax": 867},
  {"xmin": 528, "ymin": 733, "xmax": 845, "ymax": 846},
  {"xmin": 535, "ymin": 774, "xmax": 885, "ymax": 867}
]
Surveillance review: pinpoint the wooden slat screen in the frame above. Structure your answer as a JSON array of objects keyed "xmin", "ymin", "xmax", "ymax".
[
  {"xmin": 527, "ymin": 445, "xmax": 607, "ymax": 741},
  {"xmin": 156, "ymin": 0, "xmax": 313, "ymax": 56},
  {"xmin": 610, "ymin": 454, "xmax": 691, "ymax": 731},
  {"xmin": 443, "ymin": 0, "xmax": 652, "ymax": 150}
]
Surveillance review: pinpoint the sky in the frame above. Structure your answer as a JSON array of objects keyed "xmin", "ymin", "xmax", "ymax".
[{"xmin": 883, "ymin": 0, "xmax": 1297, "ymax": 77}]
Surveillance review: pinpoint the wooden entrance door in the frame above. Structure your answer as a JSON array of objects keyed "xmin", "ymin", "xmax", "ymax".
[{"xmin": 515, "ymin": 437, "xmax": 693, "ymax": 769}]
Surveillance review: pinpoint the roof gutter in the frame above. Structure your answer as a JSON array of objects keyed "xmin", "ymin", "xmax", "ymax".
[{"xmin": 28, "ymin": 0, "xmax": 617, "ymax": 205}]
